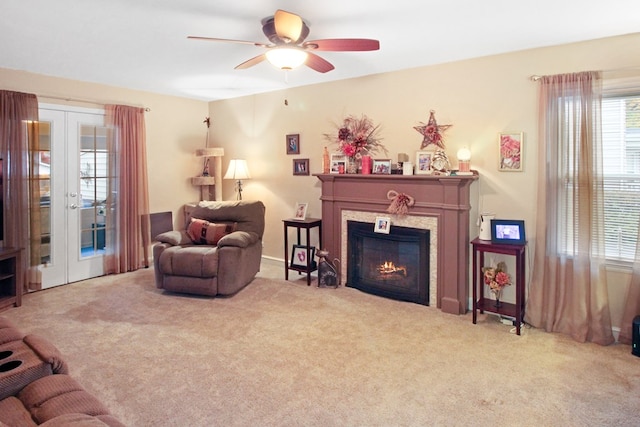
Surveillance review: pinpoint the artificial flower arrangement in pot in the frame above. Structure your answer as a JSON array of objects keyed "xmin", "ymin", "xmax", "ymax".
[
  {"xmin": 324, "ymin": 114, "xmax": 387, "ymax": 173},
  {"xmin": 482, "ymin": 261, "xmax": 511, "ymax": 307}
]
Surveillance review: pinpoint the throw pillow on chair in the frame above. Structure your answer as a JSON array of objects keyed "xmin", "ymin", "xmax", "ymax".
[{"xmin": 186, "ymin": 218, "xmax": 237, "ymax": 245}]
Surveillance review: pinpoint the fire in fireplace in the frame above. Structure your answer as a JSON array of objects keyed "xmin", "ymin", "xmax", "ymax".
[{"xmin": 347, "ymin": 221, "xmax": 430, "ymax": 305}]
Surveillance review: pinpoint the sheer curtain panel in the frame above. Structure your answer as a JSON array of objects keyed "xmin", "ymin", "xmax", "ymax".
[{"xmin": 525, "ymin": 71, "xmax": 614, "ymax": 345}]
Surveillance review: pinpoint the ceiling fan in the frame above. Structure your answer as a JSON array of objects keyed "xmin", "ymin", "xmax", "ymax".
[{"xmin": 188, "ymin": 9, "xmax": 380, "ymax": 73}]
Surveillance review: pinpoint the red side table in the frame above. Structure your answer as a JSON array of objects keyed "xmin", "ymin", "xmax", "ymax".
[{"xmin": 471, "ymin": 238, "xmax": 526, "ymax": 335}]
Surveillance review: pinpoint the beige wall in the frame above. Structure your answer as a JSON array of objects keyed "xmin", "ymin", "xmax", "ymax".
[
  {"xmin": 0, "ymin": 67, "xmax": 208, "ymax": 227},
  {"xmin": 1, "ymin": 33, "xmax": 638, "ymax": 329},
  {"xmin": 209, "ymin": 33, "xmax": 640, "ymax": 329}
]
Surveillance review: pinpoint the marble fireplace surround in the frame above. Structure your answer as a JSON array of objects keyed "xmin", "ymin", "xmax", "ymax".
[{"xmin": 316, "ymin": 173, "xmax": 478, "ymax": 315}]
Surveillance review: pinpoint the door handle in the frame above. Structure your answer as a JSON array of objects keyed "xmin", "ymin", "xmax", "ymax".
[
  {"xmin": 70, "ymin": 204, "xmax": 78, "ymax": 209},
  {"xmin": 70, "ymin": 192, "xmax": 78, "ymax": 197}
]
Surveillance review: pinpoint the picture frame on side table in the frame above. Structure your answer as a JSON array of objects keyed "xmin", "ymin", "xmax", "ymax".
[
  {"xmin": 286, "ymin": 134, "xmax": 300, "ymax": 155},
  {"xmin": 498, "ymin": 132, "xmax": 523, "ymax": 172},
  {"xmin": 293, "ymin": 202, "xmax": 308, "ymax": 221},
  {"xmin": 293, "ymin": 158, "xmax": 309, "ymax": 176},
  {"xmin": 291, "ymin": 245, "xmax": 316, "ymax": 268},
  {"xmin": 372, "ymin": 159, "xmax": 392, "ymax": 174},
  {"xmin": 330, "ymin": 154, "xmax": 347, "ymax": 174},
  {"xmin": 415, "ymin": 151, "xmax": 434, "ymax": 175}
]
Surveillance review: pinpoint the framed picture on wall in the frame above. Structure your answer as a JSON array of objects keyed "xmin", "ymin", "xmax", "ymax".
[
  {"xmin": 286, "ymin": 134, "xmax": 300, "ymax": 155},
  {"xmin": 415, "ymin": 151, "xmax": 434, "ymax": 175},
  {"xmin": 293, "ymin": 158, "xmax": 309, "ymax": 176},
  {"xmin": 498, "ymin": 132, "xmax": 523, "ymax": 172}
]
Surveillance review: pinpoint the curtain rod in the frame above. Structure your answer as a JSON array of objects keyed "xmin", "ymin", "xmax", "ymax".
[
  {"xmin": 38, "ymin": 94, "xmax": 151, "ymax": 112},
  {"xmin": 530, "ymin": 66, "xmax": 640, "ymax": 82}
]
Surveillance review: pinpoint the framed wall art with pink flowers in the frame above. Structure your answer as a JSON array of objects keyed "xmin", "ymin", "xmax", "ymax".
[{"xmin": 498, "ymin": 132, "xmax": 523, "ymax": 172}]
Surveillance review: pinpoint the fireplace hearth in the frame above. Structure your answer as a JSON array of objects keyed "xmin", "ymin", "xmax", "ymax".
[{"xmin": 347, "ymin": 221, "xmax": 430, "ymax": 305}]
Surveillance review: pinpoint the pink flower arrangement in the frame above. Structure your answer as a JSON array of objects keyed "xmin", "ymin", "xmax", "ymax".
[
  {"xmin": 482, "ymin": 261, "xmax": 511, "ymax": 293},
  {"xmin": 325, "ymin": 114, "xmax": 386, "ymax": 158}
]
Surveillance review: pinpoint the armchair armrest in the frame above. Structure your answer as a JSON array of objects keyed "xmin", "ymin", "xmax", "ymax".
[
  {"xmin": 155, "ymin": 230, "xmax": 192, "ymax": 246},
  {"xmin": 217, "ymin": 231, "xmax": 259, "ymax": 248}
]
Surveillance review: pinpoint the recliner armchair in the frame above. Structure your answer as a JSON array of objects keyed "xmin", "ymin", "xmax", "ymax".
[{"xmin": 153, "ymin": 200, "xmax": 265, "ymax": 296}]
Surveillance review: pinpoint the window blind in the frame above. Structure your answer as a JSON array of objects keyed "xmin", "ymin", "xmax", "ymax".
[{"xmin": 601, "ymin": 95, "xmax": 640, "ymax": 262}]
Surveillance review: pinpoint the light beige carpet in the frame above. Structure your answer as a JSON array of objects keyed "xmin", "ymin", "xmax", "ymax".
[{"xmin": 3, "ymin": 265, "xmax": 639, "ymax": 427}]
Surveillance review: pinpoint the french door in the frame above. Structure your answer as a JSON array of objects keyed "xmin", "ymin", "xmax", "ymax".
[{"xmin": 36, "ymin": 105, "xmax": 109, "ymax": 288}]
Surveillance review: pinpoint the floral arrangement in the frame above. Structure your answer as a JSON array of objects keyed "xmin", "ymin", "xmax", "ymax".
[
  {"xmin": 325, "ymin": 114, "xmax": 386, "ymax": 158},
  {"xmin": 482, "ymin": 261, "xmax": 511, "ymax": 295}
]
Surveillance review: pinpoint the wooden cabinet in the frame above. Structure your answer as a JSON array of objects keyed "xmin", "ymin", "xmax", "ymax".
[
  {"xmin": 0, "ymin": 248, "xmax": 22, "ymax": 311},
  {"xmin": 471, "ymin": 238, "xmax": 526, "ymax": 335}
]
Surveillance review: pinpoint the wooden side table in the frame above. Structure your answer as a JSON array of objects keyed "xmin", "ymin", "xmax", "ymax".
[
  {"xmin": 0, "ymin": 248, "xmax": 22, "ymax": 311},
  {"xmin": 283, "ymin": 218, "xmax": 322, "ymax": 286},
  {"xmin": 471, "ymin": 238, "xmax": 526, "ymax": 335}
]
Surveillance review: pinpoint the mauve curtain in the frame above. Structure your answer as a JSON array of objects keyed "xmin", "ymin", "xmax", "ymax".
[
  {"xmin": 525, "ymin": 71, "xmax": 614, "ymax": 345},
  {"xmin": 0, "ymin": 90, "xmax": 38, "ymax": 292},
  {"xmin": 104, "ymin": 105, "xmax": 150, "ymax": 274}
]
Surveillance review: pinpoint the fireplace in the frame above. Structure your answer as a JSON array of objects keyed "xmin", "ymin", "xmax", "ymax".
[
  {"xmin": 315, "ymin": 173, "xmax": 478, "ymax": 314},
  {"xmin": 347, "ymin": 221, "xmax": 429, "ymax": 305}
]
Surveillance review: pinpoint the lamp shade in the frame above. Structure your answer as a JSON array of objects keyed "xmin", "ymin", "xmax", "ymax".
[
  {"xmin": 456, "ymin": 147, "xmax": 471, "ymax": 161},
  {"xmin": 224, "ymin": 159, "xmax": 251, "ymax": 180},
  {"xmin": 265, "ymin": 47, "xmax": 308, "ymax": 70}
]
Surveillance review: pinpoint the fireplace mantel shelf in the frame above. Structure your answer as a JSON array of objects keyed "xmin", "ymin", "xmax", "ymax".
[
  {"xmin": 316, "ymin": 171, "xmax": 478, "ymax": 315},
  {"xmin": 313, "ymin": 172, "xmax": 478, "ymax": 181}
]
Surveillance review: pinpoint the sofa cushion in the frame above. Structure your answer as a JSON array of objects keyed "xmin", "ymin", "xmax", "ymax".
[
  {"xmin": 23, "ymin": 334, "xmax": 68, "ymax": 375},
  {"xmin": 189, "ymin": 200, "xmax": 265, "ymax": 238},
  {"xmin": 0, "ymin": 396, "xmax": 38, "ymax": 427},
  {"xmin": 158, "ymin": 246, "xmax": 218, "ymax": 278},
  {"xmin": 186, "ymin": 218, "xmax": 237, "ymax": 245},
  {"xmin": 18, "ymin": 375, "xmax": 111, "ymax": 424}
]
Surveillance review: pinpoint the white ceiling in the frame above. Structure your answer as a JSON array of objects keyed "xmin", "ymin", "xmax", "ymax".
[{"xmin": 2, "ymin": 0, "xmax": 639, "ymax": 101}]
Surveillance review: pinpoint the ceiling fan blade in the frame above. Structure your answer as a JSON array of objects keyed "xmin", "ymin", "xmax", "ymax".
[
  {"xmin": 235, "ymin": 54, "xmax": 267, "ymax": 70},
  {"xmin": 303, "ymin": 39, "xmax": 380, "ymax": 52},
  {"xmin": 274, "ymin": 9, "xmax": 303, "ymax": 43},
  {"xmin": 188, "ymin": 36, "xmax": 269, "ymax": 48},
  {"xmin": 305, "ymin": 52, "xmax": 335, "ymax": 73}
]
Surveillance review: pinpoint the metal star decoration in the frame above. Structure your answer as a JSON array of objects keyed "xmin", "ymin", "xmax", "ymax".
[{"xmin": 414, "ymin": 110, "xmax": 452, "ymax": 149}]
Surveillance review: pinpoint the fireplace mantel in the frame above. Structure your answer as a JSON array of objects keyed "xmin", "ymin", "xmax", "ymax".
[{"xmin": 315, "ymin": 173, "xmax": 478, "ymax": 315}]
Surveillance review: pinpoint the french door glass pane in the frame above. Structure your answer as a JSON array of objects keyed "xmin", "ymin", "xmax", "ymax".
[
  {"xmin": 79, "ymin": 125, "xmax": 108, "ymax": 258},
  {"xmin": 36, "ymin": 121, "xmax": 52, "ymax": 264}
]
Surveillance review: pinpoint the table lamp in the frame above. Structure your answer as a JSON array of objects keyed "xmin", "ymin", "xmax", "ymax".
[{"xmin": 224, "ymin": 159, "xmax": 251, "ymax": 200}]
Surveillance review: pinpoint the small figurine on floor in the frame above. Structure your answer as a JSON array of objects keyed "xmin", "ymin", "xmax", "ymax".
[{"xmin": 316, "ymin": 249, "xmax": 340, "ymax": 288}]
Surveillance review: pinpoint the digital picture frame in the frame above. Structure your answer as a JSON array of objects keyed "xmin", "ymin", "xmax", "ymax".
[{"xmin": 490, "ymin": 219, "xmax": 526, "ymax": 245}]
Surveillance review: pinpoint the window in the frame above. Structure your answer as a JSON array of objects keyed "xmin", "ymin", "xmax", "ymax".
[{"xmin": 602, "ymin": 94, "xmax": 640, "ymax": 262}]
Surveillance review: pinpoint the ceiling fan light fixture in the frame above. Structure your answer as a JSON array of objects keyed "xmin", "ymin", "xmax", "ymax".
[{"xmin": 265, "ymin": 47, "xmax": 308, "ymax": 70}]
